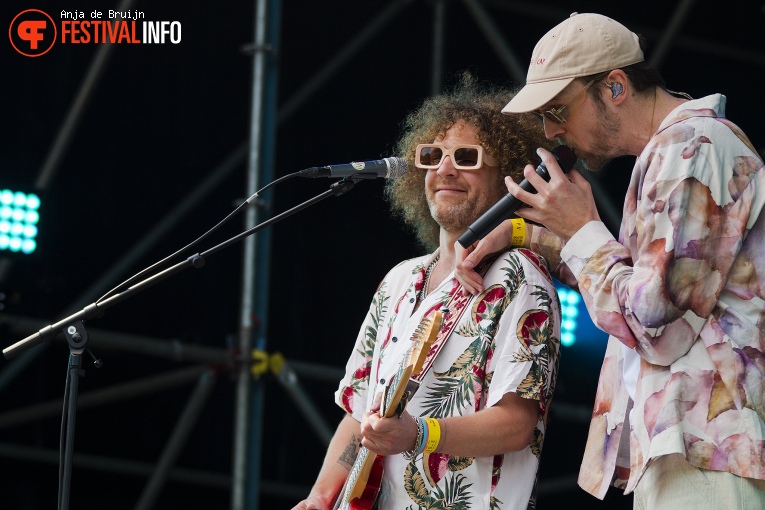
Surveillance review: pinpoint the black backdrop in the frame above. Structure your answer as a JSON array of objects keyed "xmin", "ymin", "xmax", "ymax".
[{"xmin": 1, "ymin": 1, "xmax": 763, "ymax": 508}]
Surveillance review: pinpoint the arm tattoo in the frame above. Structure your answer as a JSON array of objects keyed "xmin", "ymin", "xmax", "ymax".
[{"xmin": 337, "ymin": 433, "xmax": 361, "ymax": 471}]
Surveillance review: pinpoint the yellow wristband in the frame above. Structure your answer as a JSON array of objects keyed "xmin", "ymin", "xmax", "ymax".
[
  {"xmin": 510, "ymin": 218, "xmax": 526, "ymax": 248},
  {"xmin": 423, "ymin": 418, "xmax": 441, "ymax": 453}
]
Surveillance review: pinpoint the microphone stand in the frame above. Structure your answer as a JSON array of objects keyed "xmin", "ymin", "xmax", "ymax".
[{"xmin": 3, "ymin": 176, "xmax": 363, "ymax": 510}]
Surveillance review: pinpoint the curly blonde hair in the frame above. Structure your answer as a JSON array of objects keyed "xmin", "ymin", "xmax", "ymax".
[{"xmin": 385, "ymin": 74, "xmax": 553, "ymax": 250}]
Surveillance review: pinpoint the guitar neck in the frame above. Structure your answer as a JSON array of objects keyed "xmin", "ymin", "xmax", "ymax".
[
  {"xmin": 334, "ymin": 309, "xmax": 443, "ymax": 509},
  {"xmin": 334, "ymin": 446, "xmax": 373, "ymax": 509}
]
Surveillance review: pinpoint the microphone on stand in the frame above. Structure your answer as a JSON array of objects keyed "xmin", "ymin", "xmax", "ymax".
[
  {"xmin": 457, "ymin": 145, "xmax": 578, "ymax": 248},
  {"xmin": 298, "ymin": 157, "xmax": 408, "ymax": 179}
]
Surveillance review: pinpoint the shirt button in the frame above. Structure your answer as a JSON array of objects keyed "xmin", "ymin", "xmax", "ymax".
[
  {"xmin": 392, "ymin": 336, "xmax": 398, "ymax": 343},
  {"xmin": 379, "ymin": 378, "xmax": 385, "ymax": 384},
  {"xmin": 409, "ymin": 297, "xmax": 415, "ymax": 303}
]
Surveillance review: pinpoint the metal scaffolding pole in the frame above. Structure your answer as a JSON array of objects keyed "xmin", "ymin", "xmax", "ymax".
[
  {"xmin": 35, "ymin": 0, "xmax": 138, "ymax": 191},
  {"xmin": 461, "ymin": 0, "xmax": 526, "ymax": 83},
  {"xmin": 430, "ymin": 0, "xmax": 446, "ymax": 96},
  {"xmin": 0, "ymin": 365, "xmax": 209, "ymax": 430},
  {"xmin": 275, "ymin": 0, "xmax": 414, "ymax": 124},
  {"xmin": 134, "ymin": 370, "xmax": 217, "ymax": 510},
  {"xmin": 274, "ymin": 361, "xmax": 335, "ymax": 446},
  {"xmin": 233, "ymin": 0, "xmax": 279, "ymax": 508},
  {"xmin": 0, "ymin": 441, "xmax": 232, "ymax": 488},
  {"xmin": 648, "ymin": 0, "xmax": 697, "ymax": 68},
  {"xmin": 246, "ymin": 0, "xmax": 282, "ymax": 507}
]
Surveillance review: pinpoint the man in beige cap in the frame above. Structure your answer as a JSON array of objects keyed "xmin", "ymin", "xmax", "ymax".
[{"xmin": 456, "ymin": 12, "xmax": 765, "ymax": 509}]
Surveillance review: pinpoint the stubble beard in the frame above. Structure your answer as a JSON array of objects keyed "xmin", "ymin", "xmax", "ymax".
[
  {"xmin": 428, "ymin": 198, "xmax": 477, "ymax": 233},
  {"xmin": 565, "ymin": 99, "xmax": 622, "ymax": 172},
  {"xmin": 427, "ymin": 178, "xmax": 505, "ymax": 234}
]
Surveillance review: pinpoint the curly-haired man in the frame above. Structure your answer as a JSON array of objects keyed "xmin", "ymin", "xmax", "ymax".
[{"xmin": 294, "ymin": 76, "xmax": 561, "ymax": 510}]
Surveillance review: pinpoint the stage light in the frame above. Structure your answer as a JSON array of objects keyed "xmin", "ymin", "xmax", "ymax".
[
  {"xmin": 555, "ymin": 283, "xmax": 610, "ymax": 348},
  {"xmin": 0, "ymin": 188, "xmax": 40, "ymax": 254},
  {"xmin": 21, "ymin": 239, "xmax": 36, "ymax": 254},
  {"xmin": 557, "ymin": 286, "xmax": 580, "ymax": 347}
]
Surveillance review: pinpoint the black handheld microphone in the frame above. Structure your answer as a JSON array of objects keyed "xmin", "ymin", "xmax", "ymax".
[
  {"xmin": 298, "ymin": 157, "xmax": 408, "ymax": 179},
  {"xmin": 457, "ymin": 145, "xmax": 577, "ymax": 248}
]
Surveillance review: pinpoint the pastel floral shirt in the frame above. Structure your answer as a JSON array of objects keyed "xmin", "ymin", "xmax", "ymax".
[
  {"xmin": 559, "ymin": 94, "xmax": 765, "ymax": 498},
  {"xmin": 335, "ymin": 249, "xmax": 561, "ymax": 510}
]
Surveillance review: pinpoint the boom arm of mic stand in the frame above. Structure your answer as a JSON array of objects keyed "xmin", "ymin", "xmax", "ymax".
[{"xmin": 3, "ymin": 177, "xmax": 363, "ymax": 360}]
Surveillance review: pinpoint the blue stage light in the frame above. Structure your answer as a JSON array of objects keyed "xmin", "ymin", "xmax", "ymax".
[
  {"xmin": 557, "ymin": 286, "xmax": 580, "ymax": 346},
  {"xmin": 556, "ymin": 282, "xmax": 609, "ymax": 348},
  {"xmin": 0, "ymin": 189, "xmax": 40, "ymax": 254}
]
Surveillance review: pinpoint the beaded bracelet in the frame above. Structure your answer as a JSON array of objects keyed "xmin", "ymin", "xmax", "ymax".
[
  {"xmin": 404, "ymin": 416, "xmax": 425, "ymax": 459},
  {"xmin": 412, "ymin": 416, "xmax": 424, "ymax": 454}
]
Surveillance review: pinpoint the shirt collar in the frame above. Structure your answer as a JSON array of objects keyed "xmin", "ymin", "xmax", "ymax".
[{"xmin": 656, "ymin": 93, "xmax": 726, "ymax": 135}]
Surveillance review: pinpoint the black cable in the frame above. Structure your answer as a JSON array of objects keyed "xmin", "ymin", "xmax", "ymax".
[
  {"xmin": 95, "ymin": 171, "xmax": 300, "ymax": 306},
  {"xmin": 58, "ymin": 365, "xmax": 71, "ymax": 510}
]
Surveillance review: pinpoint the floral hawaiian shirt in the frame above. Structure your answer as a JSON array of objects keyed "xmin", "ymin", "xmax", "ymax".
[
  {"xmin": 560, "ymin": 94, "xmax": 765, "ymax": 498},
  {"xmin": 335, "ymin": 248, "xmax": 561, "ymax": 509}
]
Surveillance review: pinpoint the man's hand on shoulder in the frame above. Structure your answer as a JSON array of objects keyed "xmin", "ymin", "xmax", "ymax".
[{"xmin": 455, "ymin": 219, "xmax": 517, "ymax": 295}]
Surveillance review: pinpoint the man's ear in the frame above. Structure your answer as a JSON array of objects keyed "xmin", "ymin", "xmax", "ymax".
[{"xmin": 604, "ymin": 70, "xmax": 628, "ymax": 105}]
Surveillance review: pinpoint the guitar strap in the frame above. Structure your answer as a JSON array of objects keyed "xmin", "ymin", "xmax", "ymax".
[{"xmin": 411, "ymin": 253, "xmax": 498, "ymax": 385}]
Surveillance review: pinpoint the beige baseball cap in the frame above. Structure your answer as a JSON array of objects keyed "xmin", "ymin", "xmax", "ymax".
[{"xmin": 502, "ymin": 13, "xmax": 644, "ymax": 114}]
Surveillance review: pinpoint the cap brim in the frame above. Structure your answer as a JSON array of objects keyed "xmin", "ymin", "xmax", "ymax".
[{"xmin": 502, "ymin": 77, "xmax": 575, "ymax": 114}]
